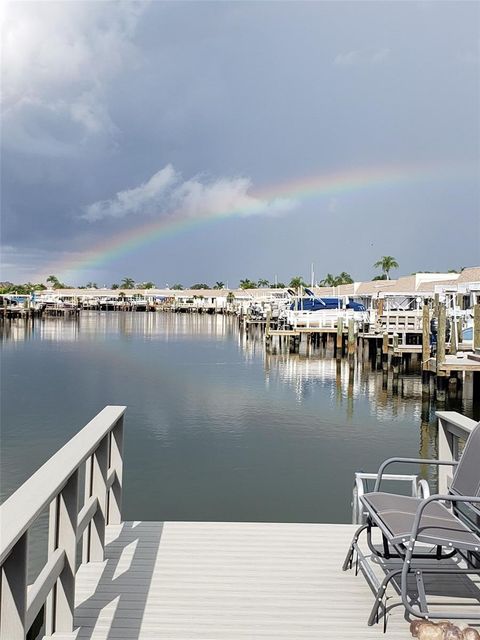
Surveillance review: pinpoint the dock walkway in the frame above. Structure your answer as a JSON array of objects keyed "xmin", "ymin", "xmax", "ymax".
[{"xmin": 48, "ymin": 521, "xmax": 412, "ymax": 640}]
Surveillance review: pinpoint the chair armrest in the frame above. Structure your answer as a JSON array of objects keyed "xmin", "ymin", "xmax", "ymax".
[
  {"xmin": 410, "ymin": 494, "xmax": 480, "ymax": 543},
  {"xmin": 374, "ymin": 458, "xmax": 458, "ymax": 492}
]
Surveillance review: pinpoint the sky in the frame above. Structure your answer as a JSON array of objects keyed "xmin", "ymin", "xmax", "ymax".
[{"xmin": 1, "ymin": 0, "xmax": 479, "ymax": 287}]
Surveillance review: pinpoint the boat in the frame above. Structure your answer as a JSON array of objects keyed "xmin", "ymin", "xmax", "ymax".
[{"xmin": 283, "ymin": 294, "xmax": 368, "ymax": 329}]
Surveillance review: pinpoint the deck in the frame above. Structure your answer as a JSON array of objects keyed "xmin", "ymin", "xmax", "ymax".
[
  {"xmin": 2, "ymin": 409, "xmax": 478, "ymax": 640},
  {"xmin": 44, "ymin": 521, "xmax": 479, "ymax": 640}
]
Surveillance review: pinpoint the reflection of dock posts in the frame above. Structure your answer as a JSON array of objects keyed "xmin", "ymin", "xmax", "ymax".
[
  {"xmin": 347, "ymin": 365, "xmax": 354, "ymax": 419},
  {"xmin": 347, "ymin": 318, "xmax": 355, "ymax": 364},
  {"xmin": 436, "ymin": 303, "xmax": 447, "ymax": 403},
  {"xmin": 448, "ymin": 372, "xmax": 459, "ymax": 399},
  {"xmin": 419, "ymin": 402, "xmax": 431, "ymax": 481},
  {"xmin": 265, "ymin": 311, "xmax": 272, "ymax": 352},
  {"xmin": 336, "ymin": 317, "xmax": 343, "ymax": 358},
  {"xmin": 375, "ymin": 337, "xmax": 382, "ymax": 369},
  {"xmin": 335, "ymin": 357, "xmax": 342, "ymax": 403},
  {"xmin": 364, "ymin": 336, "xmax": 371, "ymax": 363},
  {"xmin": 422, "ymin": 304, "xmax": 431, "ymax": 396}
]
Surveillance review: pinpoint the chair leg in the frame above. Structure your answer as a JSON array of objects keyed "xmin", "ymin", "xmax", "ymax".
[
  {"xmin": 342, "ymin": 523, "xmax": 368, "ymax": 571},
  {"xmin": 367, "ymin": 569, "xmax": 402, "ymax": 627}
]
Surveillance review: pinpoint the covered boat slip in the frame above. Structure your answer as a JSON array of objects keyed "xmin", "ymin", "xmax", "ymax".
[{"xmin": 46, "ymin": 521, "xmax": 480, "ymax": 640}]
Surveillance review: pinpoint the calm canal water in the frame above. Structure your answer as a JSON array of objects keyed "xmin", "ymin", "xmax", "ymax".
[{"xmin": 2, "ymin": 312, "xmax": 478, "ymax": 532}]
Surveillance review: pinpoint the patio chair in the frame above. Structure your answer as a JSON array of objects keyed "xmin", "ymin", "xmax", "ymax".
[{"xmin": 342, "ymin": 420, "xmax": 480, "ymax": 626}]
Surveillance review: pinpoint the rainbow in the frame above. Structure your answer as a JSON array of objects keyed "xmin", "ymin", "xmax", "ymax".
[{"xmin": 36, "ymin": 163, "xmax": 465, "ymax": 283}]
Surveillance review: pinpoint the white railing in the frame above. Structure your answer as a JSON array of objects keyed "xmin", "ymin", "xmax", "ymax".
[
  {"xmin": 436, "ymin": 411, "xmax": 478, "ymax": 493},
  {"xmin": 0, "ymin": 405, "xmax": 125, "ymax": 639},
  {"xmin": 378, "ymin": 310, "xmax": 423, "ymax": 332},
  {"xmin": 287, "ymin": 309, "xmax": 366, "ymax": 329}
]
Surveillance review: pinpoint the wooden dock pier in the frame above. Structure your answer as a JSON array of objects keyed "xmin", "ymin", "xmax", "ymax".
[
  {"xmin": 248, "ymin": 301, "xmax": 480, "ymax": 402},
  {"xmin": 0, "ymin": 408, "xmax": 479, "ymax": 639}
]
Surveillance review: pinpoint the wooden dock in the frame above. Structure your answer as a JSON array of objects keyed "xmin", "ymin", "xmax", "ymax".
[
  {"xmin": 1, "ymin": 408, "xmax": 479, "ymax": 640},
  {"xmin": 43, "ymin": 520, "xmax": 480, "ymax": 640}
]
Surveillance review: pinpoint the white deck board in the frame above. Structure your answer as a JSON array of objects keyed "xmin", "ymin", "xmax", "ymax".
[{"xmin": 44, "ymin": 521, "xmax": 480, "ymax": 640}]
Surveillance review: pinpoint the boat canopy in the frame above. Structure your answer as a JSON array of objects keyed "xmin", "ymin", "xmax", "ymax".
[{"xmin": 289, "ymin": 297, "xmax": 366, "ymax": 311}]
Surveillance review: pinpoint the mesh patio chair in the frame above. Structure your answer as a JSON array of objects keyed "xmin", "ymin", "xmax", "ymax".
[{"xmin": 343, "ymin": 421, "xmax": 480, "ymax": 626}]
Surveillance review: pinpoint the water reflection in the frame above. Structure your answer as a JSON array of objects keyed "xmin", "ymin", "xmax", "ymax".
[{"xmin": 1, "ymin": 313, "xmax": 478, "ymax": 526}]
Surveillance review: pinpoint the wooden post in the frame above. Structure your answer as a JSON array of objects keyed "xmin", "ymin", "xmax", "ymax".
[
  {"xmin": 474, "ymin": 304, "xmax": 480, "ymax": 351},
  {"xmin": 382, "ymin": 332, "xmax": 389, "ymax": 371},
  {"xmin": 436, "ymin": 303, "xmax": 447, "ymax": 403},
  {"xmin": 347, "ymin": 318, "xmax": 355, "ymax": 358},
  {"xmin": 0, "ymin": 533, "xmax": 27, "ymax": 639},
  {"xmin": 336, "ymin": 317, "xmax": 343, "ymax": 356},
  {"xmin": 377, "ymin": 299, "xmax": 384, "ymax": 319},
  {"xmin": 450, "ymin": 316, "xmax": 458, "ymax": 355},
  {"xmin": 437, "ymin": 303, "xmax": 446, "ymax": 367},
  {"xmin": 54, "ymin": 470, "xmax": 79, "ymax": 633},
  {"xmin": 265, "ymin": 310, "xmax": 271, "ymax": 337},
  {"xmin": 392, "ymin": 334, "xmax": 400, "ymax": 390},
  {"xmin": 422, "ymin": 304, "xmax": 430, "ymax": 394}
]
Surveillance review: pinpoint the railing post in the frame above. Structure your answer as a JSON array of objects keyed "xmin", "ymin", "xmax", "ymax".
[
  {"xmin": 89, "ymin": 435, "xmax": 109, "ymax": 561},
  {"xmin": 438, "ymin": 416, "xmax": 455, "ymax": 493},
  {"xmin": 0, "ymin": 532, "xmax": 27, "ymax": 639},
  {"xmin": 45, "ymin": 498, "xmax": 58, "ymax": 636},
  {"xmin": 54, "ymin": 469, "xmax": 79, "ymax": 633},
  {"xmin": 82, "ymin": 456, "xmax": 92, "ymax": 564},
  {"xmin": 108, "ymin": 417, "xmax": 124, "ymax": 525}
]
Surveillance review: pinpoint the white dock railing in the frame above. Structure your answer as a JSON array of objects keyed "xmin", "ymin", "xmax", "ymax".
[
  {"xmin": 0, "ymin": 405, "xmax": 125, "ymax": 639},
  {"xmin": 436, "ymin": 410, "xmax": 478, "ymax": 493}
]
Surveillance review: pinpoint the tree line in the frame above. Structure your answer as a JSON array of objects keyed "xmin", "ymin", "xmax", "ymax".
[{"xmin": 3, "ymin": 257, "xmax": 435, "ymax": 294}]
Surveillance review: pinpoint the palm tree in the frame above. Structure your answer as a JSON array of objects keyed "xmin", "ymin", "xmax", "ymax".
[
  {"xmin": 289, "ymin": 276, "xmax": 306, "ymax": 292},
  {"xmin": 257, "ymin": 278, "xmax": 270, "ymax": 288},
  {"xmin": 143, "ymin": 282, "xmax": 156, "ymax": 289},
  {"xmin": 46, "ymin": 275, "xmax": 66, "ymax": 289},
  {"xmin": 373, "ymin": 256, "xmax": 399, "ymax": 280},
  {"xmin": 120, "ymin": 277, "xmax": 135, "ymax": 289},
  {"xmin": 86, "ymin": 282, "xmax": 98, "ymax": 289},
  {"xmin": 239, "ymin": 279, "xmax": 257, "ymax": 289},
  {"xmin": 171, "ymin": 284, "xmax": 184, "ymax": 290},
  {"xmin": 213, "ymin": 282, "xmax": 225, "ymax": 290},
  {"xmin": 111, "ymin": 283, "xmax": 119, "ymax": 290},
  {"xmin": 337, "ymin": 272, "xmax": 353, "ymax": 285},
  {"xmin": 320, "ymin": 273, "xmax": 336, "ymax": 287}
]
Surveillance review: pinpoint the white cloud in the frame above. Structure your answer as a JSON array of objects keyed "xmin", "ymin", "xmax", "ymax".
[
  {"xmin": 334, "ymin": 47, "xmax": 390, "ymax": 66},
  {"xmin": 82, "ymin": 165, "xmax": 297, "ymax": 222},
  {"xmin": 1, "ymin": 1, "xmax": 146, "ymax": 153}
]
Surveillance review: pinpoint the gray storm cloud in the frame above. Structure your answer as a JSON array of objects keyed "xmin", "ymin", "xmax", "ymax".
[{"xmin": 1, "ymin": 1, "xmax": 478, "ymax": 284}]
